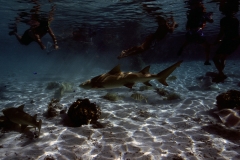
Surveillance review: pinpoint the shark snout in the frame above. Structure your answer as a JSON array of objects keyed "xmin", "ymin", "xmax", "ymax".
[
  {"xmin": 79, "ymin": 80, "xmax": 92, "ymax": 89},
  {"xmin": 79, "ymin": 83, "xmax": 85, "ymax": 88}
]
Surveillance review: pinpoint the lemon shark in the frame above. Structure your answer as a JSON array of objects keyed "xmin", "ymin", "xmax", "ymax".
[
  {"xmin": 2, "ymin": 105, "xmax": 42, "ymax": 134},
  {"xmin": 80, "ymin": 60, "xmax": 183, "ymax": 89}
]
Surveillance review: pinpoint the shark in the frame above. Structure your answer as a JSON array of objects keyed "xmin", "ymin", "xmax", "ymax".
[
  {"xmin": 2, "ymin": 105, "xmax": 42, "ymax": 134},
  {"xmin": 79, "ymin": 60, "xmax": 183, "ymax": 89}
]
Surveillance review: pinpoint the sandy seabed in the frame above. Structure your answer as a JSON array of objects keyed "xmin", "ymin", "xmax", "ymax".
[{"xmin": 0, "ymin": 60, "xmax": 240, "ymax": 160}]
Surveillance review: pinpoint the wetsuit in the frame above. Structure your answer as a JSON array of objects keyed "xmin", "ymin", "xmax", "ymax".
[
  {"xmin": 20, "ymin": 20, "xmax": 49, "ymax": 45},
  {"xmin": 20, "ymin": 29, "xmax": 34, "ymax": 45},
  {"xmin": 185, "ymin": 8, "xmax": 213, "ymax": 43},
  {"xmin": 216, "ymin": 16, "xmax": 240, "ymax": 55}
]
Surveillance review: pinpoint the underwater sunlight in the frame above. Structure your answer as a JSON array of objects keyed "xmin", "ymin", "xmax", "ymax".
[{"xmin": 0, "ymin": 0, "xmax": 240, "ymax": 159}]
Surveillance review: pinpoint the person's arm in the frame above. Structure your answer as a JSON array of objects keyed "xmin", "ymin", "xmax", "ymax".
[{"xmin": 48, "ymin": 27, "xmax": 58, "ymax": 49}]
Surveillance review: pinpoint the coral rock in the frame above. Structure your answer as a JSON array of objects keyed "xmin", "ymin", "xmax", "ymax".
[
  {"xmin": 216, "ymin": 90, "xmax": 240, "ymax": 110},
  {"xmin": 47, "ymin": 99, "xmax": 63, "ymax": 117},
  {"xmin": 67, "ymin": 98, "xmax": 101, "ymax": 126}
]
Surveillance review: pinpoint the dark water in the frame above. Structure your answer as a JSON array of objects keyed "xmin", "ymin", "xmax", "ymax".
[
  {"xmin": 0, "ymin": 0, "xmax": 239, "ymax": 74},
  {"xmin": 0, "ymin": 2, "xmax": 240, "ymax": 159}
]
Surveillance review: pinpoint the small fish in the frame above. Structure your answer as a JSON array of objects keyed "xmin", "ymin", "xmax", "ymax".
[
  {"xmin": 2, "ymin": 105, "xmax": 42, "ymax": 134},
  {"xmin": 131, "ymin": 92, "xmax": 147, "ymax": 103}
]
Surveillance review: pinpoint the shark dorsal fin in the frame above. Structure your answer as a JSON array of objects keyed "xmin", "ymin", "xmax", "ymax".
[
  {"xmin": 139, "ymin": 66, "xmax": 150, "ymax": 75},
  {"xmin": 108, "ymin": 65, "xmax": 121, "ymax": 74},
  {"xmin": 33, "ymin": 114, "xmax": 37, "ymax": 120},
  {"xmin": 18, "ymin": 105, "xmax": 24, "ymax": 111}
]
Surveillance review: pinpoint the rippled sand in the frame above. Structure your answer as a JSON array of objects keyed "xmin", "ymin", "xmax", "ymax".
[{"xmin": 0, "ymin": 60, "xmax": 240, "ymax": 160}]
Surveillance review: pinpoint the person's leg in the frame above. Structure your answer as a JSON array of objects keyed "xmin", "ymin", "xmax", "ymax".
[
  {"xmin": 219, "ymin": 55, "xmax": 227, "ymax": 77},
  {"xmin": 214, "ymin": 39, "xmax": 238, "ymax": 76},
  {"xmin": 118, "ymin": 34, "xmax": 156, "ymax": 59},
  {"xmin": 12, "ymin": 33, "xmax": 23, "ymax": 44},
  {"xmin": 8, "ymin": 23, "xmax": 17, "ymax": 35},
  {"xmin": 118, "ymin": 46, "xmax": 143, "ymax": 59},
  {"xmin": 177, "ymin": 40, "xmax": 189, "ymax": 56},
  {"xmin": 202, "ymin": 41, "xmax": 211, "ymax": 65},
  {"xmin": 212, "ymin": 54, "xmax": 227, "ymax": 83},
  {"xmin": 212, "ymin": 54, "xmax": 222, "ymax": 73},
  {"xmin": 212, "ymin": 54, "xmax": 227, "ymax": 80},
  {"xmin": 11, "ymin": 29, "xmax": 31, "ymax": 45}
]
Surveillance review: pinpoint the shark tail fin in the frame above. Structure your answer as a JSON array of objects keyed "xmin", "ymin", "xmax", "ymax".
[
  {"xmin": 37, "ymin": 119, "xmax": 42, "ymax": 134},
  {"xmin": 157, "ymin": 60, "xmax": 183, "ymax": 86},
  {"xmin": 158, "ymin": 79, "xmax": 169, "ymax": 86}
]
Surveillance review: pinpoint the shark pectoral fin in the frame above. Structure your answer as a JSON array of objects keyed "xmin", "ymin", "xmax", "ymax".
[
  {"xmin": 21, "ymin": 124, "xmax": 28, "ymax": 132},
  {"xmin": 124, "ymin": 83, "xmax": 135, "ymax": 89},
  {"xmin": 33, "ymin": 114, "xmax": 37, "ymax": 120},
  {"xmin": 92, "ymin": 83, "xmax": 104, "ymax": 88},
  {"xmin": 18, "ymin": 105, "xmax": 24, "ymax": 111},
  {"xmin": 158, "ymin": 79, "xmax": 169, "ymax": 86},
  {"xmin": 139, "ymin": 65, "xmax": 150, "ymax": 75},
  {"xmin": 143, "ymin": 81, "xmax": 152, "ymax": 86}
]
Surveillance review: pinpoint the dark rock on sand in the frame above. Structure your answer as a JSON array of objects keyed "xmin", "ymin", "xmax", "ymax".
[
  {"xmin": 46, "ymin": 99, "xmax": 63, "ymax": 118},
  {"xmin": 216, "ymin": 90, "xmax": 240, "ymax": 110},
  {"xmin": 67, "ymin": 98, "xmax": 101, "ymax": 127}
]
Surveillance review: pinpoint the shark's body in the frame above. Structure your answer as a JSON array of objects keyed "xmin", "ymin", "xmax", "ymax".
[
  {"xmin": 2, "ymin": 105, "xmax": 42, "ymax": 133},
  {"xmin": 80, "ymin": 60, "xmax": 183, "ymax": 89}
]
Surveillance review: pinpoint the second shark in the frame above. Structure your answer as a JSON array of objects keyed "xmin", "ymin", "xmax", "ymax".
[{"xmin": 80, "ymin": 60, "xmax": 183, "ymax": 89}]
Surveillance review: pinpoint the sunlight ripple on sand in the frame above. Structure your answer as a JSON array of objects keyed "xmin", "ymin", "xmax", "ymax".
[{"xmin": 0, "ymin": 60, "xmax": 240, "ymax": 159}]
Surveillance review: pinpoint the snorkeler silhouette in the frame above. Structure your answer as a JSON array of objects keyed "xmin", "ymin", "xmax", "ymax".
[
  {"xmin": 177, "ymin": 0, "xmax": 213, "ymax": 65},
  {"xmin": 117, "ymin": 16, "xmax": 178, "ymax": 59},
  {"xmin": 8, "ymin": 0, "xmax": 58, "ymax": 50},
  {"xmin": 212, "ymin": 0, "xmax": 240, "ymax": 83}
]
